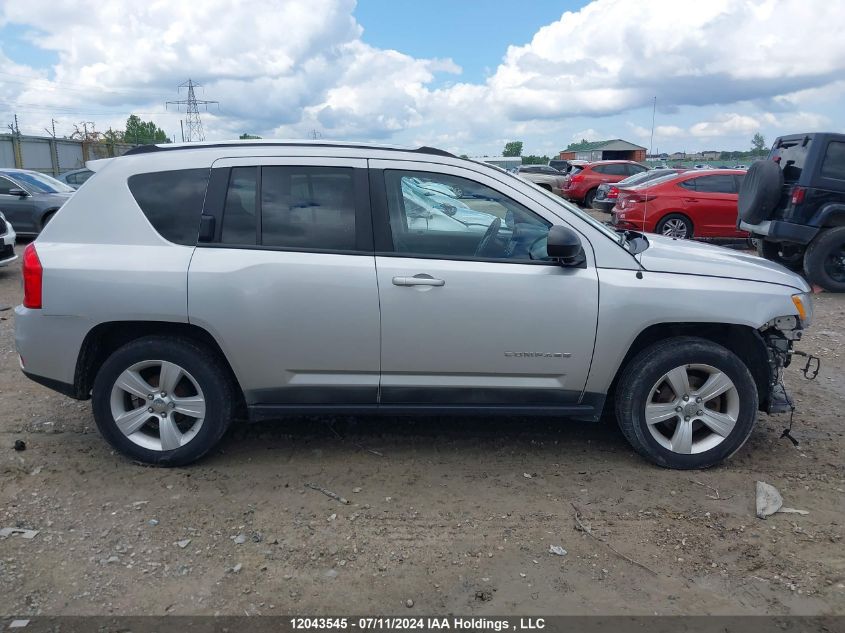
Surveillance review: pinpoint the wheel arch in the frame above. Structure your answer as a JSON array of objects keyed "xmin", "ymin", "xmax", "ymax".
[
  {"xmin": 73, "ymin": 320, "xmax": 247, "ymax": 415},
  {"xmin": 656, "ymin": 211, "xmax": 694, "ymax": 232},
  {"xmin": 605, "ymin": 322, "xmax": 771, "ymax": 413}
]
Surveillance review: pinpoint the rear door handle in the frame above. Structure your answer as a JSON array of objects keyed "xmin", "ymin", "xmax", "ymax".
[
  {"xmin": 392, "ymin": 274, "xmax": 445, "ymax": 287},
  {"xmin": 684, "ymin": 198, "xmax": 699, "ymax": 202}
]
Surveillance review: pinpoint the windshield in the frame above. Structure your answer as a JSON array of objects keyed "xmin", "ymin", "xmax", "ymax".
[{"xmin": 7, "ymin": 171, "xmax": 75, "ymax": 194}]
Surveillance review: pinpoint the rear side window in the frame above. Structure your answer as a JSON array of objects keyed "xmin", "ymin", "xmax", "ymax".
[
  {"xmin": 128, "ymin": 169, "xmax": 209, "ymax": 245},
  {"xmin": 595, "ymin": 164, "xmax": 627, "ymax": 176},
  {"xmin": 821, "ymin": 141, "xmax": 845, "ymax": 180},
  {"xmin": 693, "ymin": 175, "xmax": 737, "ymax": 193}
]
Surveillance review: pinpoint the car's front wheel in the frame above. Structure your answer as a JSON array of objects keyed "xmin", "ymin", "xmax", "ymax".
[
  {"xmin": 615, "ymin": 337, "xmax": 758, "ymax": 469},
  {"xmin": 92, "ymin": 336, "xmax": 236, "ymax": 466}
]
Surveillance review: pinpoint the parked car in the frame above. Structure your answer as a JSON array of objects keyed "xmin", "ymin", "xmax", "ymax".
[
  {"xmin": 592, "ymin": 169, "xmax": 684, "ymax": 213},
  {"xmin": 560, "ymin": 160, "xmax": 648, "ymax": 207},
  {"xmin": 56, "ymin": 168, "xmax": 93, "ymax": 189},
  {"xmin": 16, "ymin": 141, "xmax": 812, "ymax": 470},
  {"xmin": 0, "ymin": 169, "xmax": 75, "ymax": 235},
  {"xmin": 733, "ymin": 164, "xmax": 748, "ymax": 170},
  {"xmin": 739, "ymin": 132, "xmax": 845, "ymax": 291},
  {"xmin": 0, "ymin": 211, "xmax": 16, "ymax": 267},
  {"xmin": 516, "ymin": 165, "xmax": 566, "ymax": 196},
  {"xmin": 548, "ymin": 159, "xmax": 569, "ymax": 172},
  {"xmin": 611, "ymin": 169, "xmax": 747, "ymax": 239},
  {"xmin": 693, "ymin": 164, "xmax": 713, "ymax": 170}
]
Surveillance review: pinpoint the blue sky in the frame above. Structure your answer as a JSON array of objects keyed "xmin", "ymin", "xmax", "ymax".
[
  {"xmin": 353, "ymin": 1, "xmax": 574, "ymax": 84},
  {"xmin": 0, "ymin": 0, "xmax": 842, "ymax": 156}
]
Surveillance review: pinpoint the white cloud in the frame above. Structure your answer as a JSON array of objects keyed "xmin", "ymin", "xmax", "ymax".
[{"xmin": 0, "ymin": 0, "xmax": 843, "ymax": 153}]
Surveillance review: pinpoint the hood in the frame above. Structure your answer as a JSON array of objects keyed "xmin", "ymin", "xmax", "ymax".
[{"xmin": 638, "ymin": 234, "xmax": 811, "ymax": 292}]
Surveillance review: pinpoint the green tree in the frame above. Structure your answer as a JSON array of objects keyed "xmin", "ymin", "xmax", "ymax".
[
  {"xmin": 239, "ymin": 133, "xmax": 262, "ymax": 139},
  {"xmin": 502, "ymin": 141, "xmax": 523, "ymax": 157},
  {"xmin": 751, "ymin": 133, "xmax": 766, "ymax": 154},
  {"xmin": 123, "ymin": 115, "xmax": 169, "ymax": 144},
  {"xmin": 566, "ymin": 138, "xmax": 595, "ymax": 151},
  {"xmin": 521, "ymin": 155, "xmax": 550, "ymax": 165}
]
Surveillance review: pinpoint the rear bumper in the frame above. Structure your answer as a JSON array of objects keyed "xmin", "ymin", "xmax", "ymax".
[
  {"xmin": 14, "ymin": 306, "xmax": 91, "ymax": 398},
  {"xmin": 591, "ymin": 199, "xmax": 615, "ymax": 213},
  {"xmin": 740, "ymin": 219, "xmax": 819, "ymax": 245}
]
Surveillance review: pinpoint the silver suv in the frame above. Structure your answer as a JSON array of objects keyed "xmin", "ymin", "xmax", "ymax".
[{"xmin": 14, "ymin": 141, "xmax": 813, "ymax": 469}]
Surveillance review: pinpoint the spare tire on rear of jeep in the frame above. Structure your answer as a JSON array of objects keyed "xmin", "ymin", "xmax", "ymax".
[{"xmin": 738, "ymin": 160, "xmax": 783, "ymax": 225}]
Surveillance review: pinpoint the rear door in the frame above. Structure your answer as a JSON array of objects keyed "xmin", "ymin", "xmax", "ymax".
[
  {"xmin": 688, "ymin": 174, "xmax": 741, "ymax": 237},
  {"xmin": 188, "ymin": 157, "xmax": 380, "ymax": 410}
]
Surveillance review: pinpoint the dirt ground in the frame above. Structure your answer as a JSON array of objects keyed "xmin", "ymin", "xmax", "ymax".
[{"xmin": 0, "ymin": 238, "xmax": 843, "ymax": 617}]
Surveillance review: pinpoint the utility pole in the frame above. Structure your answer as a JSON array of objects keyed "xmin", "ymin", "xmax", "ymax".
[
  {"xmin": 8, "ymin": 114, "xmax": 22, "ymax": 168},
  {"xmin": 166, "ymin": 79, "xmax": 218, "ymax": 142},
  {"xmin": 649, "ymin": 96, "xmax": 656, "ymax": 160},
  {"xmin": 44, "ymin": 118, "xmax": 59, "ymax": 176}
]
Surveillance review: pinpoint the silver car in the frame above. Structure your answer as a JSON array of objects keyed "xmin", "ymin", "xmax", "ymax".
[{"xmin": 14, "ymin": 141, "xmax": 813, "ymax": 469}]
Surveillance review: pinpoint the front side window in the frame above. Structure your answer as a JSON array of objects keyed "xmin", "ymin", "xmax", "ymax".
[
  {"xmin": 128, "ymin": 168, "xmax": 210, "ymax": 245},
  {"xmin": 821, "ymin": 141, "xmax": 845, "ymax": 180},
  {"xmin": 0, "ymin": 176, "xmax": 17, "ymax": 195},
  {"xmin": 385, "ymin": 170, "xmax": 552, "ymax": 262},
  {"xmin": 8, "ymin": 171, "xmax": 74, "ymax": 193}
]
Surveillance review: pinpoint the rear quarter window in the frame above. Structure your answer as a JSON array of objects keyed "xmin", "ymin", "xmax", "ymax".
[
  {"xmin": 128, "ymin": 168, "xmax": 210, "ymax": 245},
  {"xmin": 821, "ymin": 141, "xmax": 845, "ymax": 180}
]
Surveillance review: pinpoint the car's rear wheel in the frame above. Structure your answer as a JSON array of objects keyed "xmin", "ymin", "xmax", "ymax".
[
  {"xmin": 656, "ymin": 213, "xmax": 693, "ymax": 239},
  {"xmin": 804, "ymin": 226, "xmax": 845, "ymax": 292},
  {"xmin": 583, "ymin": 188, "xmax": 598, "ymax": 208},
  {"xmin": 41, "ymin": 210, "xmax": 57, "ymax": 230},
  {"xmin": 92, "ymin": 336, "xmax": 235, "ymax": 466},
  {"xmin": 757, "ymin": 239, "xmax": 804, "ymax": 271},
  {"xmin": 615, "ymin": 337, "xmax": 758, "ymax": 469}
]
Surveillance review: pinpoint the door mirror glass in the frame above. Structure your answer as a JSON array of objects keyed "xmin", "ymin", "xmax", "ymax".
[{"xmin": 546, "ymin": 226, "xmax": 584, "ymax": 266}]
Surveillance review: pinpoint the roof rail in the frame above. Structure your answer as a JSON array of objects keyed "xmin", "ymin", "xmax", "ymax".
[{"xmin": 122, "ymin": 141, "xmax": 456, "ymax": 159}]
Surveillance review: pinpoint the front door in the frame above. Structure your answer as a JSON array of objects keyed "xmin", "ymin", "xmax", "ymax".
[
  {"xmin": 369, "ymin": 161, "xmax": 599, "ymax": 409},
  {"xmin": 188, "ymin": 157, "xmax": 380, "ymax": 409},
  {"xmin": 0, "ymin": 175, "xmax": 36, "ymax": 233}
]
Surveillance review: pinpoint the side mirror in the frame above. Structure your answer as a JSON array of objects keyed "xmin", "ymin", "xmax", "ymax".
[
  {"xmin": 547, "ymin": 225, "xmax": 585, "ymax": 266},
  {"xmin": 8, "ymin": 188, "xmax": 28, "ymax": 197}
]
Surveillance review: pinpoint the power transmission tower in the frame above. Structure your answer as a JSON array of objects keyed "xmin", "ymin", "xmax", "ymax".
[{"xmin": 166, "ymin": 79, "xmax": 218, "ymax": 142}]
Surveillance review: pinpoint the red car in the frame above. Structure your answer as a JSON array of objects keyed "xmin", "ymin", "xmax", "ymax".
[
  {"xmin": 611, "ymin": 169, "xmax": 748, "ymax": 239},
  {"xmin": 560, "ymin": 160, "xmax": 648, "ymax": 207}
]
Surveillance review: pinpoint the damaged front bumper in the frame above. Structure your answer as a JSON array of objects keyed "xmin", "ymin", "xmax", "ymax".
[{"xmin": 760, "ymin": 312, "xmax": 819, "ymax": 414}]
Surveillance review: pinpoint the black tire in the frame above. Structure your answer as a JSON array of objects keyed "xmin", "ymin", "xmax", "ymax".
[
  {"xmin": 583, "ymin": 188, "xmax": 598, "ymax": 208},
  {"xmin": 538, "ymin": 183, "xmax": 552, "ymax": 192},
  {"xmin": 615, "ymin": 336, "xmax": 758, "ymax": 470},
  {"xmin": 757, "ymin": 239, "xmax": 804, "ymax": 271},
  {"xmin": 803, "ymin": 226, "xmax": 845, "ymax": 292},
  {"xmin": 738, "ymin": 160, "xmax": 782, "ymax": 224},
  {"xmin": 92, "ymin": 336, "xmax": 236, "ymax": 466},
  {"xmin": 41, "ymin": 210, "xmax": 57, "ymax": 230},
  {"xmin": 655, "ymin": 213, "xmax": 693, "ymax": 239}
]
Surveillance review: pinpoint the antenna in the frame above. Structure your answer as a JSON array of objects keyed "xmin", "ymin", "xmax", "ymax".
[{"xmin": 166, "ymin": 79, "xmax": 219, "ymax": 142}]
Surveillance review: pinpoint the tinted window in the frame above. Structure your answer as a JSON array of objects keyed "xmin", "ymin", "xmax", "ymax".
[
  {"xmin": 678, "ymin": 178, "xmax": 697, "ymax": 191},
  {"xmin": 385, "ymin": 170, "xmax": 552, "ymax": 262},
  {"xmin": 6, "ymin": 171, "xmax": 74, "ymax": 193},
  {"xmin": 595, "ymin": 164, "xmax": 628, "ymax": 176},
  {"xmin": 128, "ymin": 168, "xmax": 209, "ymax": 245},
  {"xmin": 0, "ymin": 176, "xmax": 16, "ymax": 195},
  {"xmin": 627, "ymin": 164, "xmax": 648, "ymax": 175},
  {"xmin": 261, "ymin": 166, "xmax": 356, "ymax": 250},
  {"xmin": 221, "ymin": 167, "xmax": 258, "ymax": 245},
  {"xmin": 769, "ymin": 137, "xmax": 811, "ymax": 182},
  {"xmin": 693, "ymin": 175, "xmax": 736, "ymax": 193},
  {"xmin": 821, "ymin": 141, "xmax": 845, "ymax": 180}
]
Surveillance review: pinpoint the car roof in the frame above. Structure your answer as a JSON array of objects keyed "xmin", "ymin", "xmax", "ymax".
[
  {"xmin": 123, "ymin": 139, "xmax": 455, "ymax": 158},
  {"xmin": 584, "ymin": 160, "xmax": 643, "ymax": 166}
]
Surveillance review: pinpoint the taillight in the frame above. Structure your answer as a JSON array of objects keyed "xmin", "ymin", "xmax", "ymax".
[
  {"xmin": 571, "ymin": 174, "xmax": 585, "ymax": 183},
  {"xmin": 22, "ymin": 243, "xmax": 42, "ymax": 309},
  {"xmin": 791, "ymin": 186, "xmax": 806, "ymax": 205},
  {"xmin": 607, "ymin": 186, "xmax": 619, "ymax": 199}
]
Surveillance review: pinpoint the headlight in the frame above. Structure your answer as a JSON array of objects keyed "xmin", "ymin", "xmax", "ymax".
[{"xmin": 791, "ymin": 293, "xmax": 813, "ymax": 327}]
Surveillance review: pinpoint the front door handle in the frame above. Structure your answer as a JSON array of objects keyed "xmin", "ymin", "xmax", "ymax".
[
  {"xmin": 684, "ymin": 197, "xmax": 699, "ymax": 202},
  {"xmin": 392, "ymin": 273, "xmax": 445, "ymax": 287}
]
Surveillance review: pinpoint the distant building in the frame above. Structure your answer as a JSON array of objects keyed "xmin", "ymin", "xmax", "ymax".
[
  {"xmin": 558, "ymin": 139, "xmax": 647, "ymax": 163},
  {"xmin": 474, "ymin": 156, "xmax": 522, "ymax": 171},
  {"xmin": 669, "ymin": 152, "xmax": 686, "ymax": 161},
  {"xmin": 701, "ymin": 151, "xmax": 720, "ymax": 161}
]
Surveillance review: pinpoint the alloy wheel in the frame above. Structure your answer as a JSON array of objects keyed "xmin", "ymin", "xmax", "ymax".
[
  {"xmin": 644, "ymin": 364, "xmax": 739, "ymax": 454},
  {"xmin": 661, "ymin": 219, "xmax": 688, "ymax": 238},
  {"xmin": 109, "ymin": 360, "xmax": 206, "ymax": 452}
]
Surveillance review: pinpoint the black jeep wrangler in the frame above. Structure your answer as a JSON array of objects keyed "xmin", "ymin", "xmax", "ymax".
[{"xmin": 739, "ymin": 132, "xmax": 845, "ymax": 291}]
